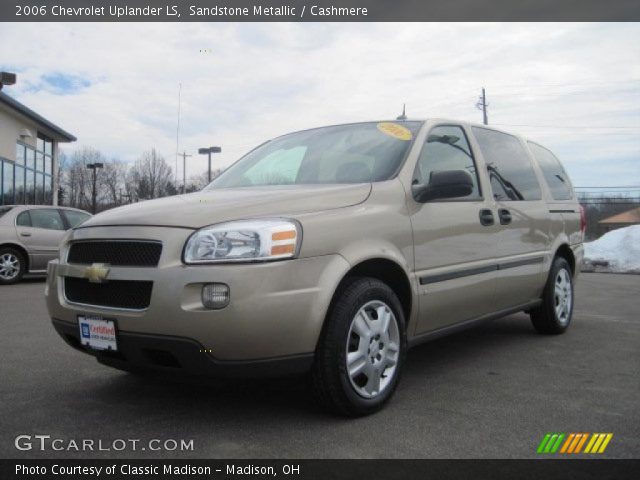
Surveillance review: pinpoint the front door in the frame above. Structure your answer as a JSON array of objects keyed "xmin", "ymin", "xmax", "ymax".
[{"xmin": 408, "ymin": 124, "xmax": 500, "ymax": 335}]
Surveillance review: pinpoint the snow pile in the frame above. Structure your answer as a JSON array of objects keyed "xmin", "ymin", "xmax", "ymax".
[{"xmin": 583, "ymin": 225, "xmax": 640, "ymax": 273}]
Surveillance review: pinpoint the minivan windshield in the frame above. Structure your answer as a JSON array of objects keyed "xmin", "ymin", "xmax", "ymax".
[{"xmin": 206, "ymin": 121, "xmax": 422, "ymax": 189}]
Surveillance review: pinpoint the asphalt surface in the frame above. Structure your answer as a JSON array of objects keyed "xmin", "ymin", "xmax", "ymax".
[{"xmin": 1, "ymin": 274, "xmax": 638, "ymax": 459}]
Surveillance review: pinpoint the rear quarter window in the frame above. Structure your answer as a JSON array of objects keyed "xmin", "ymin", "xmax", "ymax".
[
  {"xmin": 528, "ymin": 142, "xmax": 573, "ymax": 200},
  {"xmin": 472, "ymin": 127, "xmax": 542, "ymax": 201}
]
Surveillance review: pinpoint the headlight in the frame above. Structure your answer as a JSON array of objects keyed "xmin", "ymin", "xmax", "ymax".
[{"xmin": 183, "ymin": 219, "xmax": 301, "ymax": 264}]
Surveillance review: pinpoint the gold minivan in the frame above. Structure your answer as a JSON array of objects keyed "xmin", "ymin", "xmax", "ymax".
[{"xmin": 46, "ymin": 119, "xmax": 584, "ymax": 415}]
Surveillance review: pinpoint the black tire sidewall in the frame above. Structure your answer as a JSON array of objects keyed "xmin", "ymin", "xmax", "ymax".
[{"xmin": 0, "ymin": 247, "xmax": 25, "ymax": 285}]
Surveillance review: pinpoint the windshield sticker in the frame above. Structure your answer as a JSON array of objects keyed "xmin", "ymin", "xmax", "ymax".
[{"xmin": 377, "ymin": 122, "xmax": 412, "ymax": 141}]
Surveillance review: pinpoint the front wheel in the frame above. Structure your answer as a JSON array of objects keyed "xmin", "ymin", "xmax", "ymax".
[
  {"xmin": 312, "ymin": 277, "xmax": 407, "ymax": 416},
  {"xmin": 530, "ymin": 257, "xmax": 574, "ymax": 334}
]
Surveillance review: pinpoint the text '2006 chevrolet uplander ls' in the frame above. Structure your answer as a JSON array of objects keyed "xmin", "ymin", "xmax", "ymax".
[{"xmin": 47, "ymin": 119, "xmax": 584, "ymax": 415}]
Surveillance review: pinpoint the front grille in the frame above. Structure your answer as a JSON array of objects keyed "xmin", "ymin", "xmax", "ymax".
[
  {"xmin": 68, "ymin": 241, "xmax": 162, "ymax": 267},
  {"xmin": 64, "ymin": 277, "xmax": 153, "ymax": 310}
]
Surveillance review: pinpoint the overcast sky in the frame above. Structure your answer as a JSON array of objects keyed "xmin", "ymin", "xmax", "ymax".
[{"xmin": 1, "ymin": 22, "xmax": 638, "ymax": 188}]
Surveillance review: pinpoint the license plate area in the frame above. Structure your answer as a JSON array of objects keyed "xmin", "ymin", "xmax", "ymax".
[{"xmin": 78, "ymin": 315, "xmax": 118, "ymax": 351}]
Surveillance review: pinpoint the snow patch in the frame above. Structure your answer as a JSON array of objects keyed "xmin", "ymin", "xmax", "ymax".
[{"xmin": 583, "ymin": 225, "xmax": 640, "ymax": 274}]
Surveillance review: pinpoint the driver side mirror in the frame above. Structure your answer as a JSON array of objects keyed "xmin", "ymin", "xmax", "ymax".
[{"xmin": 412, "ymin": 170, "xmax": 474, "ymax": 202}]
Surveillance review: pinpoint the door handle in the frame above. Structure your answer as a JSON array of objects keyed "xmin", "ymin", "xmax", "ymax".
[
  {"xmin": 20, "ymin": 232, "xmax": 32, "ymax": 237},
  {"xmin": 498, "ymin": 208, "xmax": 512, "ymax": 225},
  {"xmin": 479, "ymin": 209, "xmax": 494, "ymax": 226}
]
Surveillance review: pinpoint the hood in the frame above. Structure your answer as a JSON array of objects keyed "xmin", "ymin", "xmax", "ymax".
[{"xmin": 80, "ymin": 183, "xmax": 372, "ymax": 229}]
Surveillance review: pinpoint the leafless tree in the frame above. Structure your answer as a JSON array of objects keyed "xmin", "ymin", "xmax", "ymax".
[
  {"xmin": 128, "ymin": 149, "xmax": 174, "ymax": 200},
  {"xmin": 61, "ymin": 147, "xmax": 106, "ymax": 210},
  {"xmin": 185, "ymin": 169, "xmax": 223, "ymax": 193},
  {"xmin": 100, "ymin": 159, "xmax": 127, "ymax": 207}
]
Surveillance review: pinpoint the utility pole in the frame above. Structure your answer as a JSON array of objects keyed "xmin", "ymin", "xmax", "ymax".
[
  {"xmin": 86, "ymin": 162, "xmax": 104, "ymax": 214},
  {"xmin": 396, "ymin": 104, "xmax": 407, "ymax": 121},
  {"xmin": 180, "ymin": 151, "xmax": 192, "ymax": 194},
  {"xmin": 476, "ymin": 87, "xmax": 488, "ymax": 125}
]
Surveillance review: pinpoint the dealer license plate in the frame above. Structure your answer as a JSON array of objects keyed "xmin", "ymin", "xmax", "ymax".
[{"xmin": 78, "ymin": 316, "xmax": 117, "ymax": 351}]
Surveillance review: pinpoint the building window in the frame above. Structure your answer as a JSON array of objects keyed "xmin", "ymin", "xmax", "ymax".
[
  {"xmin": 14, "ymin": 165, "xmax": 25, "ymax": 204},
  {"xmin": 2, "ymin": 134, "xmax": 55, "ymax": 206},
  {"xmin": 2, "ymin": 162, "xmax": 14, "ymax": 204},
  {"xmin": 15, "ymin": 143, "xmax": 25, "ymax": 166}
]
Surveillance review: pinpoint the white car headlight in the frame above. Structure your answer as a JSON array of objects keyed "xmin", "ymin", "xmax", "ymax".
[{"xmin": 183, "ymin": 219, "xmax": 301, "ymax": 264}]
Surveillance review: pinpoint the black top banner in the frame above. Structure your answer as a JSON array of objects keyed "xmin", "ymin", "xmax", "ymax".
[{"xmin": 2, "ymin": 0, "xmax": 640, "ymax": 22}]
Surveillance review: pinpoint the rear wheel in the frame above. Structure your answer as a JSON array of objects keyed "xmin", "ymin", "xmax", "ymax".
[
  {"xmin": 0, "ymin": 247, "xmax": 26, "ymax": 285},
  {"xmin": 312, "ymin": 277, "xmax": 406, "ymax": 416},
  {"xmin": 530, "ymin": 257, "xmax": 574, "ymax": 334}
]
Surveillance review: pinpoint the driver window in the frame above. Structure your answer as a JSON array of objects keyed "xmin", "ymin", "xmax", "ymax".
[{"xmin": 415, "ymin": 125, "xmax": 481, "ymax": 198}]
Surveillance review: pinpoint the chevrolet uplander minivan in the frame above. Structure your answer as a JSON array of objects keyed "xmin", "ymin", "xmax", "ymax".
[{"xmin": 46, "ymin": 119, "xmax": 584, "ymax": 415}]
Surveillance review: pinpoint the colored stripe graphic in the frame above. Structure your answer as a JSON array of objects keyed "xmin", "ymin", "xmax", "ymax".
[
  {"xmin": 585, "ymin": 433, "xmax": 614, "ymax": 454},
  {"xmin": 537, "ymin": 433, "xmax": 565, "ymax": 453},
  {"xmin": 567, "ymin": 433, "xmax": 583, "ymax": 453},
  {"xmin": 537, "ymin": 434, "xmax": 552, "ymax": 453},
  {"xmin": 539, "ymin": 433, "xmax": 613, "ymax": 454},
  {"xmin": 560, "ymin": 433, "xmax": 575, "ymax": 453},
  {"xmin": 574, "ymin": 433, "xmax": 589, "ymax": 453},
  {"xmin": 550, "ymin": 434, "xmax": 565, "ymax": 453}
]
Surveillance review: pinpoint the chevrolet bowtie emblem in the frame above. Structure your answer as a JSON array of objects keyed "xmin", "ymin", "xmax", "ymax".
[{"xmin": 84, "ymin": 263, "xmax": 110, "ymax": 283}]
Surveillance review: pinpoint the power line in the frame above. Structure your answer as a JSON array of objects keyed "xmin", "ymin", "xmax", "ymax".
[
  {"xmin": 492, "ymin": 123, "xmax": 640, "ymax": 130},
  {"xmin": 485, "ymin": 79, "xmax": 640, "ymax": 89}
]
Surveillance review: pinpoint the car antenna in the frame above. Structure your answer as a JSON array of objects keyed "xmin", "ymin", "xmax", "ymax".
[{"xmin": 396, "ymin": 104, "xmax": 407, "ymax": 121}]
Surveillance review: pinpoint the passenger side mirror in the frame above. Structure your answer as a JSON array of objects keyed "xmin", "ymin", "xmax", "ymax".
[{"xmin": 413, "ymin": 170, "xmax": 474, "ymax": 202}]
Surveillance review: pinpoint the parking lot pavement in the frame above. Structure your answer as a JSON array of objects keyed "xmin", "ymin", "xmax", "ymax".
[{"xmin": 1, "ymin": 274, "xmax": 638, "ymax": 459}]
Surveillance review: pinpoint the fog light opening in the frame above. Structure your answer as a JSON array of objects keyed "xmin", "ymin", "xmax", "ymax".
[{"xmin": 202, "ymin": 283, "xmax": 230, "ymax": 310}]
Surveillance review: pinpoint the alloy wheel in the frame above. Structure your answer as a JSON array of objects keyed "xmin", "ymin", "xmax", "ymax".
[
  {"xmin": 0, "ymin": 253, "xmax": 20, "ymax": 281},
  {"xmin": 345, "ymin": 300, "xmax": 400, "ymax": 399},
  {"xmin": 554, "ymin": 268, "xmax": 572, "ymax": 325}
]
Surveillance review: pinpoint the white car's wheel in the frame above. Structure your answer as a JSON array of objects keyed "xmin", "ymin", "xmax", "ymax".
[{"xmin": 0, "ymin": 248, "xmax": 25, "ymax": 285}]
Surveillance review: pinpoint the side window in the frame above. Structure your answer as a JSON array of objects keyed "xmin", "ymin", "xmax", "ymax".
[
  {"xmin": 28, "ymin": 209, "xmax": 65, "ymax": 231},
  {"xmin": 414, "ymin": 125, "xmax": 481, "ymax": 199},
  {"xmin": 472, "ymin": 127, "xmax": 542, "ymax": 201},
  {"xmin": 63, "ymin": 210, "xmax": 91, "ymax": 228},
  {"xmin": 16, "ymin": 211, "xmax": 31, "ymax": 227},
  {"xmin": 528, "ymin": 142, "xmax": 573, "ymax": 200}
]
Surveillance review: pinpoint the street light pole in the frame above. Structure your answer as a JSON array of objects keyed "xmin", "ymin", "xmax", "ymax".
[
  {"xmin": 180, "ymin": 151, "xmax": 192, "ymax": 194},
  {"xmin": 198, "ymin": 146, "xmax": 222, "ymax": 183},
  {"xmin": 86, "ymin": 162, "xmax": 104, "ymax": 214}
]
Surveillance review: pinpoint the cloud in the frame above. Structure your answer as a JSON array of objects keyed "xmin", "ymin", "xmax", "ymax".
[{"xmin": 0, "ymin": 22, "xmax": 638, "ymax": 187}]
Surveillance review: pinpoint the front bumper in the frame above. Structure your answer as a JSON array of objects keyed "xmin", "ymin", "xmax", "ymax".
[
  {"xmin": 52, "ymin": 318, "xmax": 314, "ymax": 377},
  {"xmin": 46, "ymin": 226, "xmax": 350, "ymax": 369}
]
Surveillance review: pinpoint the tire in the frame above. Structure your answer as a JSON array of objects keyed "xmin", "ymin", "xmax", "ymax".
[
  {"xmin": 0, "ymin": 247, "xmax": 26, "ymax": 285},
  {"xmin": 530, "ymin": 257, "xmax": 574, "ymax": 335},
  {"xmin": 312, "ymin": 277, "xmax": 407, "ymax": 416}
]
